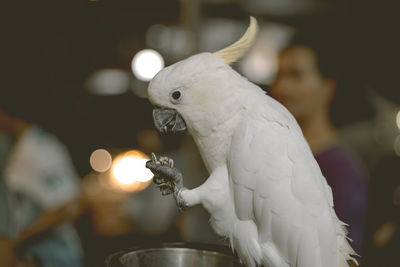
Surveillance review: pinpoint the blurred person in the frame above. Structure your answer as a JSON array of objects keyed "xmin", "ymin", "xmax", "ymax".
[
  {"xmin": 270, "ymin": 34, "xmax": 368, "ymax": 256},
  {"xmin": 0, "ymin": 107, "xmax": 85, "ymax": 267}
]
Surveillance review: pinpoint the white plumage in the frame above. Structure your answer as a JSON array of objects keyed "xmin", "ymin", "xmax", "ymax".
[{"xmin": 146, "ymin": 17, "xmax": 357, "ymax": 267}]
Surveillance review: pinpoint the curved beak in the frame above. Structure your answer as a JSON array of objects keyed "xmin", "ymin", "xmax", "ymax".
[{"xmin": 153, "ymin": 108, "xmax": 187, "ymax": 134}]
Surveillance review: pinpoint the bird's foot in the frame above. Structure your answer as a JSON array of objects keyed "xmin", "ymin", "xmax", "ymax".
[{"xmin": 146, "ymin": 153, "xmax": 187, "ymax": 211}]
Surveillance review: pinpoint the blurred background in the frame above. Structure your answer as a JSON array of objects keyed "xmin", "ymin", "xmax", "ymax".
[{"xmin": 1, "ymin": 0, "xmax": 399, "ymax": 266}]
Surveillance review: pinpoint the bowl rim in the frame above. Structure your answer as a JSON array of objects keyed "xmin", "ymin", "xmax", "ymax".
[{"xmin": 105, "ymin": 242, "xmax": 239, "ymax": 267}]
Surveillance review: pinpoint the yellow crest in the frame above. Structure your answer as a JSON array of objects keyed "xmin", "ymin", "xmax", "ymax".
[{"xmin": 213, "ymin": 16, "xmax": 259, "ymax": 65}]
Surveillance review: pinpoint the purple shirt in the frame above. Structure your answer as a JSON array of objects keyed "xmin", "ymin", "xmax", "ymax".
[{"xmin": 315, "ymin": 143, "xmax": 368, "ymax": 255}]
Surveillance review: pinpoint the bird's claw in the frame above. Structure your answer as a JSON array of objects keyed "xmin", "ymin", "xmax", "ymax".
[
  {"xmin": 159, "ymin": 156, "xmax": 174, "ymax": 168},
  {"xmin": 151, "ymin": 153, "xmax": 158, "ymax": 164},
  {"xmin": 146, "ymin": 153, "xmax": 186, "ymax": 210},
  {"xmin": 158, "ymin": 185, "xmax": 174, "ymax": 196}
]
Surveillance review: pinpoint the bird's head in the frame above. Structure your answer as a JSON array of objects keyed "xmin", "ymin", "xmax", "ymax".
[{"xmin": 147, "ymin": 17, "xmax": 258, "ymax": 136}]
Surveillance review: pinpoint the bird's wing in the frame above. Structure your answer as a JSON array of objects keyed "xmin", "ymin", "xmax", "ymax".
[{"xmin": 228, "ymin": 108, "xmax": 340, "ymax": 267}]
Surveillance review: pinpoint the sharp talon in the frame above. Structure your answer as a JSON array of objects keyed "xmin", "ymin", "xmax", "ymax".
[
  {"xmin": 168, "ymin": 158, "xmax": 174, "ymax": 168},
  {"xmin": 159, "ymin": 156, "xmax": 168, "ymax": 165},
  {"xmin": 151, "ymin": 153, "xmax": 157, "ymax": 163},
  {"xmin": 164, "ymin": 125, "xmax": 168, "ymax": 133},
  {"xmin": 153, "ymin": 178, "xmax": 164, "ymax": 184},
  {"xmin": 160, "ymin": 186, "xmax": 173, "ymax": 195},
  {"xmin": 154, "ymin": 175, "xmax": 167, "ymax": 183}
]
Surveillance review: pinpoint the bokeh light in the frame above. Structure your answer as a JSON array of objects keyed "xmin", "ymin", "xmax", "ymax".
[
  {"xmin": 240, "ymin": 48, "xmax": 275, "ymax": 84},
  {"xmin": 238, "ymin": 22, "xmax": 294, "ymax": 84},
  {"xmin": 373, "ymin": 221, "xmax": 397, "ymax": 248},
  {"xmin": 146, "ymin": 24, "xmax": 194, "ymax": 60},
  {"xmin": 131, "ymin": 49, "xmax": 164, "ymax": 81},
  {"xmin": 110, "ymin": 150, "xmax": 153, "ymax": 192},
  {"xmin": 85, "ymin": 69, "xmax": 131, "ymax": 95},
  {"xmin": 90, "ymin": 149, "xmax": 112, "ymax": 172}
]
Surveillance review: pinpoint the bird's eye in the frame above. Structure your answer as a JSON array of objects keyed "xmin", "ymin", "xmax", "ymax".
[
  {"xmin": 172, "ymin": 91, "xmax": 181, "ymax": 100},
  {"xmin": 170, "ymin": 89, "xmax": 183, "ymax": 104}
]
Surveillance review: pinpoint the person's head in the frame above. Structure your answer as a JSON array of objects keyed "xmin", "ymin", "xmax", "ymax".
[{"xmin": 270, "ymin": 33, "xmax": 340, "ymax": 123}]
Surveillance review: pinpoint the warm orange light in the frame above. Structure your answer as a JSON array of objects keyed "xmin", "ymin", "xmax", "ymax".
[{"xmin": 110, "ymin": 150, "xmax": 153, "ymax": 192}]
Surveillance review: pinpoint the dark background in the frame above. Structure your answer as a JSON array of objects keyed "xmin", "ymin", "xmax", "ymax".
[
  {"xmin": 2, "ymin": 2, "xmax": 400, "ymax": 265},
  {"xmin": 3, "ymin": 0, "xmax": 399, "ymax": 176}
]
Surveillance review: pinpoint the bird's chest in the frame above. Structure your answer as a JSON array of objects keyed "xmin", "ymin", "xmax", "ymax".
[{"xmin": 194, "ymin": 134, "xmax": 231, "ymax": 172}]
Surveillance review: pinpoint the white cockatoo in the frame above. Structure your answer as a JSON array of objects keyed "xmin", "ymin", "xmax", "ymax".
[{"xmin": 145, "ymin": 17, "xmax": 358, "ymax": 267}]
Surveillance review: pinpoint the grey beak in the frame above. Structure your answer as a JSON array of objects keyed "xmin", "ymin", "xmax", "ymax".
[{"xmin": 153, "ymin": 108, "xmax": 187, "ymax": 134}]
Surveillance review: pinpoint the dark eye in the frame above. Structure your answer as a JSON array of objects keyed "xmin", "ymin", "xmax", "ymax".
[
  {"xmin": 170, "ymin": 88, "xmax": 184, "ymax": 104},
  {"xmin": 172, "ymin": 91, "xmax": 181, "ymax": 100}
]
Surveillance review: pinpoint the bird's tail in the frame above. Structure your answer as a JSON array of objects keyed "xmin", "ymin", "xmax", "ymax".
[
  {"xmin": 336, "ymin": 220, "xmax": 359, "ymax": 267},
  {"xmin": 322, "ymin": 179, "xmax": 359, "ymax": 267},
  {"xmin": 229, "ymin": 220, "xmax": 262, "ymax": 267}
]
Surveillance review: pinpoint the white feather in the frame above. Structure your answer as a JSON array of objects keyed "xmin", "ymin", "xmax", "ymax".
[{"xmin": 213, "ymin": 16, "xmax": 259, "ymax": 65}]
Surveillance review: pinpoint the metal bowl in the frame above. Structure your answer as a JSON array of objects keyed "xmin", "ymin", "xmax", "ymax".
[{"xmin": 105, "ymin": 243, "xmax": 243, "ymax": 267}]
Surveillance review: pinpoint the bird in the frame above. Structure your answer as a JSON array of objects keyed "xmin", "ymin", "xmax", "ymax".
[{"xmin": 145, "ymin": 17, "xmax": 358, "ymax": 267}]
